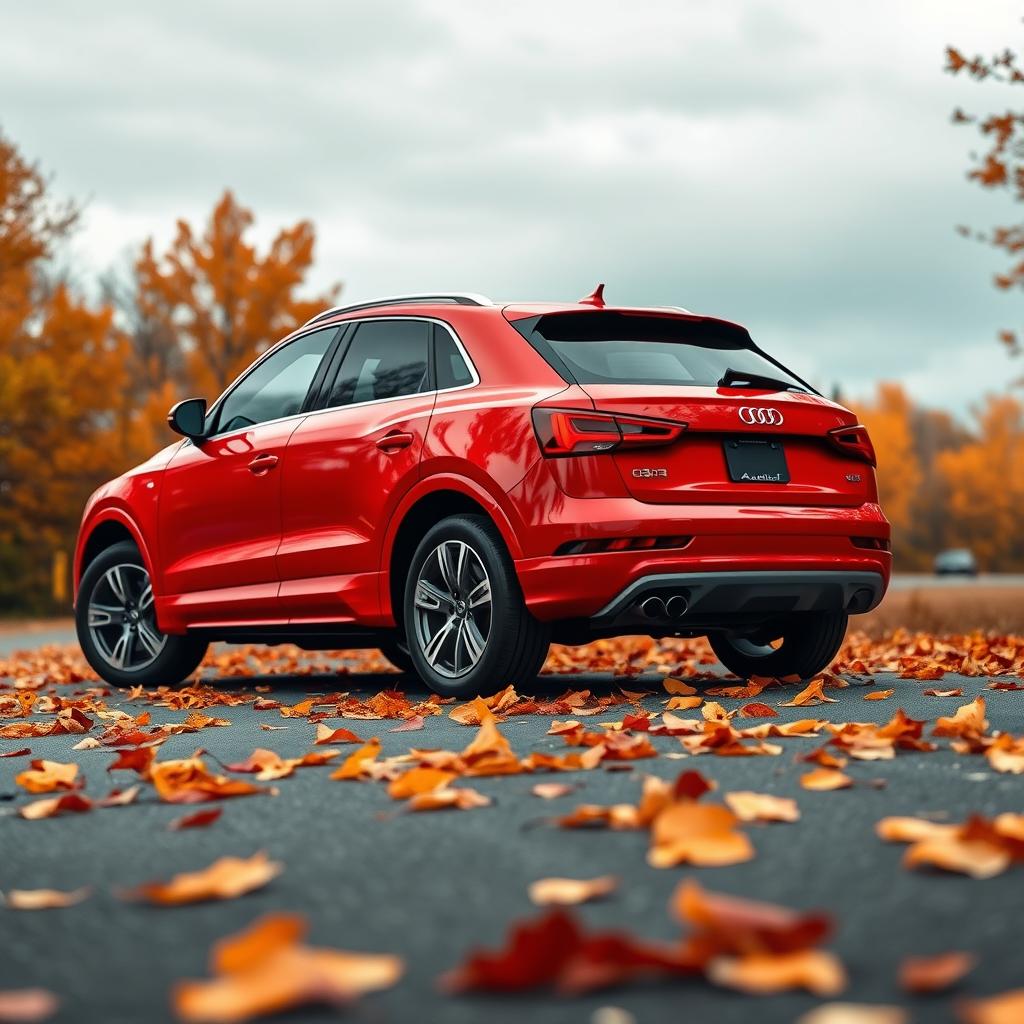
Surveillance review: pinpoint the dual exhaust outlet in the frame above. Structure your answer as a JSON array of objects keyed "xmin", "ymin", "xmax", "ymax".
[{"xmin": 639, "ymin": 594, "xmax": 689, "ymax": 620}]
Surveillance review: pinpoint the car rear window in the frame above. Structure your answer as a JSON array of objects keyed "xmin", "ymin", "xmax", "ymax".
[{"xmin": 521, "ymin": 312, "xmax": 806, "ymax": 390}]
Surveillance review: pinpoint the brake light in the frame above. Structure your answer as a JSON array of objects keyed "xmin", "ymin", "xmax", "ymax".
[
  {"xmin": 827, "ymin": 424, "xmax": 876, "ymax": 466},
  {"xmin": 532, "ymin": 408, "xmax": 686, "ymax": 457}
]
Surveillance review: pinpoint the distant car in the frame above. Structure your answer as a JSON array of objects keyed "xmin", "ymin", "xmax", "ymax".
[
  {"xmin": 934, "ymin": 549, "xmax": 978, "ymax": 576},
  {"xmin": 73, "ymin": 288, "xmax": 891, "ymax": 695}
]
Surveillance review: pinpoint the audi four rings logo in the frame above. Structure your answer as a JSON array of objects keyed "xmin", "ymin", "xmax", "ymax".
[{"xmin": 738, "ymin": 406, "xmax": 784, "ymax": 426}]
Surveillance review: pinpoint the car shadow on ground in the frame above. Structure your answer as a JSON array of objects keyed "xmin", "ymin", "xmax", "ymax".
[{"xmin": 195, "ymin": 669, "xmax": 671, "ymax": 700}]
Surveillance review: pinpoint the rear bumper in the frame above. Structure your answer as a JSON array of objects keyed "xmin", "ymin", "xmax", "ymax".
[{"xmin": 511, "ymin": 498, "xmax": 891, "ymax": 622}]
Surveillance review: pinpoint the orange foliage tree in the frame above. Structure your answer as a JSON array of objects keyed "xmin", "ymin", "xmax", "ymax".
[
  {"xmin": 0, "ymin": 130, "xmax": 128, "ymax": 611},
  {"xmin": 946, "ymin": 41, "xmax": 1024, "ymax": 366},
  {"xmin": 134, "ymin": 191, "xmax": 340, "ymax": 406},
  {"xmin": 936, "ymin": 396, "xmax": 1024, "ymax": 568}
]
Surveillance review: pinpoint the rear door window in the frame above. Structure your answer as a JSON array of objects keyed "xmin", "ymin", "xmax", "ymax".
[
  {"xmin": 433, "ymin": 324, "xmax": 474, "ymax": 390},
  {"xmin": 324, "ymin": 319, "xmax": 430, "ymax": 408},
  {"xmin": 522, "ymin": 312, "xmax": 806, "ymax": 390}
]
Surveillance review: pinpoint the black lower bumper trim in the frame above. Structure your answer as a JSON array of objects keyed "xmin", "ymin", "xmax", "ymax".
[{"xmin": 592, "ymin": 570, "xmax": 886, "ymax": 625}]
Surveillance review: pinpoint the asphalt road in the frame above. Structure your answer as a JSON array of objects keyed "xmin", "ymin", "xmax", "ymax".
[{"xmin": 1, "ymin": 660, "xmax": 1022, "ymax": 1024}]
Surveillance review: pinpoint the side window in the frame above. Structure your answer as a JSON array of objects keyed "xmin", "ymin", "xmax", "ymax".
[
  {"xmin": 434, "ymin": 324, "xmax": 474, "ymax": 390},
  {"xmin": 324, "ymin": 320, "xmax": 429, "ymax": 408},
  {"xmin": 212, "ymin": 327, "xmax": 336, "ymax": 434}
]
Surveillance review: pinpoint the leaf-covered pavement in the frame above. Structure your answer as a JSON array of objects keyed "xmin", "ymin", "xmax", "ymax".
[{"xmin": 1, "ymin": 634, "xmax": 1022, "ymax": 1024}]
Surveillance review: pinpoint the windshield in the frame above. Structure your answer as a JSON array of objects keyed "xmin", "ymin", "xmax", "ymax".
[{"xmin": 524, "ymin": 312, "xmax": 807, "ymax": 390}]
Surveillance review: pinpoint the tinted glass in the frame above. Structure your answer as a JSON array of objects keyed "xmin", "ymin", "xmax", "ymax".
[
  {"xmin": 325, "ymin": 320, "xmax": 429, "ymax": 407},
  {"xmin": 434, "ymin": 324, "xmax": 474, "ymax": 389},
  {"xmin": 213, "ymin": 327, "xmax": 336, "ymax": 433},
  {"xmin": 530, "ymin": 312, "xmax": 805, "ymax": 390}
]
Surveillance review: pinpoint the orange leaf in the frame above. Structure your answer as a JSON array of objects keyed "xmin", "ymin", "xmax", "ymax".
[
  {"xmin": 407, "ymin": 787, "xmax": 492, "ymax": 811},
  {"xmin": 665, "ymin": 695, "xmax": 703, "ymax": 711},
  {"xmin": 15, "ymin": 760, "xmax": 79, "ymax": 794},
  {"xmin": 664, "ymin": 678, "xmax": 698, "ymax": 696},
  {"xmin": 0, "ymin": 989, "xmax": 59, "ymax": 1022},
  {"xmin": 779, "ymin": 678, "xmax": 837, "ymax": 707},
  {"xmin": 123, "ymin": 851, "xmax": 282, "ymax": 905},
  {"xmin": 174, "ymin": 912, "xmax": 403, "ymax": 1021},
  {"xmin": 899, "ymin": 951, "xmax": 975, "ymax": 993},
  {"xmin": 528, "ymin": 876, "xmax": 618, "ymax": 907},
  {"xmin": 648, "ymin": 803, "xmax": 754, "ymax": 868},
  {"xmin": 958, "ymin": 988, "xmax": 1024, "ymax": 1024},
  {"xmin": 387, "ymin": 767, "xmax": 455, "ymax": 800},
  {"xmin": 330, "ymin": 739, "xmax": 382, "ymax": 780},
  {"xmin": 863, "ymin": 690, "xmax": 894, "ymax": 701},
  {"xmin": 3, "ymin": 887, "xmax": 91, "ymax": 910},
  {"xmin": 707, "ymin": 949, "xmax": 846, "ymax": 996},
  {"xmin": 531, "ymin": 782, "xmax": 576, "ymax": 800},
  {"xmin": 737, "ymin": 702, "xmax": 778, "ymax": 718},
  {"xmin": 18, "ymin": 793, "xmax": 92, "ymax": 820},
  {"xmin": 314, "ymin": 724, "xmax": 362, "ymax": 745},
  {"xmin": 724, "ymin": 791, "xmax": 799, "ymax": 823},
  {"xmin": 800, "ymin": 769, "xmax": 852, "ymax": 791}
]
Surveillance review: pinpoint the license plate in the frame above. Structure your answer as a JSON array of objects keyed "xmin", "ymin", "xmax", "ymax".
[{"xmin": 724, "ymin": 439, "xmax": 790, "ymax": 484}]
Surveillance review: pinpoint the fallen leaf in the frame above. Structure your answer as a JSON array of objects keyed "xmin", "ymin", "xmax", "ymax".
[
  {"xmin": 531, "ymin": 783, "xmax": 576, "ymax": 800},
  {"xmin": 174, "ymin": 913, "xmax": 403, "ymax": 1022},
  {"xmin": 314, "ymin": 723, "xmax": 362, "ymax": 745},
  {"xmin": 958, "ymin": 988, "xmax": 1024, "ymax": 1024},
  {"xmin": 2, "ymin": 887, "xmax": 91, "ymax": 910},
  {"xmin": 15, "ymin": 760, "xmax": 79, "ymax": 794},
  {"xmin": 648, "ymin": 802, "xmax": 755, "ymax": 868},
  {"xmin": 330, "ymin": 739, "xmax": 382, "ymax": 780},
  {"xmin": 707, "ymin": 948, "xmax": 846, "ymax": 996},
  {"xmin": 0, "ymin": 747, "xmax": 31, "ymax": 758},
  {"xmin": 123, "ymin": 851, "xmax": 282, "ymax": 905},
  {"xmin": 169, "ymin": 808, "xmax": 223, "ymax": 831},
  {"xmin": 664, "ymin": 678, "xmax": 698, "ymax": 696},
  {"xmin": 151, "ymin": 755, "xmax": 275, "ymax": 804},
  {"xmin": 724, "ymin": 791, "xmax": 799, "ymax": 823},
  {"xmin": 390, "ymin": 715, "xmax": 425, "ymax": 732},
  {"xmin": 528, "ymin": 876, "xmax": 618, "ymax": 907},
  {"xmin": 18, "ymin": 794, "xmax": 92, "ymax": 820},
  {"xmin": 796, "ymin": 1004, "xmax": 906, "ymax": 1024},
  {"xmin": 899, "ymin": 951, "xmax": 975, "ymax": 993},
  {"xmin": 407, "ymin": 787, "xmax": 491, "ymax": 811},
  {"xmin": 737, "ymin": 702, "xmax": 778, "ymax": 718},
  {"xmin": 864, "ymin": 690, "xmax": 895, "ymax": 701},
  {"xmin": 0, "ymin": 989, "xmax": 59, "ymax": 1022},
  {"xmin": 923, "ymin": 688, "xmax": 963, "ymax": 698},
  {"xmin": 387, "ymin": 767, "xmax": 455, "ymax": 799},
  {"xmin": 801, "ymin": 769, "xmax": 853, "ymax": 791},
  {"xmin": 780, "ymin": 678, "xmax": 838, "ymax": 707}
]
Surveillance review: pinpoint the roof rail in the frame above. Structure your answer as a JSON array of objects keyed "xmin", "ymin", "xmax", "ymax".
[{"xmin": 303, "ymin": 292, "xmax": 494, "ymax": 328}]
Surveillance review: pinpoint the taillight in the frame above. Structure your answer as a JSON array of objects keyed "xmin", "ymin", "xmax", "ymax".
[
  {"xmin": 827, "ymin": 424, "xmax": 876, "ymax": 466},
  {"xmin": 532, "ymin": 408, "xmax": 686, "ymax": 457}
]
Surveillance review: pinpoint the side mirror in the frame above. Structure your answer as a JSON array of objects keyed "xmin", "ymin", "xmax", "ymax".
[{"xmin": 167, "ymin": 398, "xmax": 208, "ymax": 440}]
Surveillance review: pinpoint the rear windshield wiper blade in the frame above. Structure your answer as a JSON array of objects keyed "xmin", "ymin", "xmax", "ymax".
[{"xmin": 717, "ymin": 367, "xmax": 807, "ymax": 393}]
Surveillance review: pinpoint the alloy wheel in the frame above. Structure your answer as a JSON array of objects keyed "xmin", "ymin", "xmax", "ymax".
[
  {"xmin": 412, "ymin": 540, "xmax": 492, "ymax": 678},
  {"xmin": 87, "ymin": 563, "xmax": 167, "ymax": 672}
]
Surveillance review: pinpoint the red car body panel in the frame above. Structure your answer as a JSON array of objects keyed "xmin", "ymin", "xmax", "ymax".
[{"xmin": 74, "ymin": 297, "xmax": 892, "ymax": 640}]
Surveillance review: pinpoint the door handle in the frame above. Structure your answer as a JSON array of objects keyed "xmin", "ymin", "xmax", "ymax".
[
  {"xmin": 375, "ymin": 431, "xmax": 414, "ymax": 453},
  {"xmin": 247, "ymin": 453, "xmax": 279, "ymax": 475}
]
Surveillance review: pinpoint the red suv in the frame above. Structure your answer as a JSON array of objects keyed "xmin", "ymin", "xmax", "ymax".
[{"xmin": 74, "ymin": 289, "xmax": 890, "ymax": 696}]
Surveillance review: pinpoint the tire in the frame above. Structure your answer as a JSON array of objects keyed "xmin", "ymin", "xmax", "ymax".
[
  {"xmin": 76, "ymin": 541, "xmax": 208, "ymax": 689},
  {"xmin": 708, "ymin": 611, "xmax": 848, "ymax": 681},
  {"xmin": 402, "ymin": 514, "xmax": 550, "ymax": 697},
  {"xmin": 378, "ymin": 637, "xmax": 415, "ymax": 674}
]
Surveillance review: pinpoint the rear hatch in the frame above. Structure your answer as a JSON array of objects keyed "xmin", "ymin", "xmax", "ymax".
[{"xmin": 514, "ymin": 310, "xmax": 875, "ymax": 507}]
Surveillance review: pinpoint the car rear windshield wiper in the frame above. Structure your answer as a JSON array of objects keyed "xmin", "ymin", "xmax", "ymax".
[{"xmin": 717, "ymin": 367, "xmax": 807, "ymax": 393}]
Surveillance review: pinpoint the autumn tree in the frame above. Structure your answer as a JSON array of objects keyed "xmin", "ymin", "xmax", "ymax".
[
  {"xmin": 133, "ymin": 191, "xmax": 340, "ymax": 409},
  {"xmin": 946, "ymin": 41, "xmax": 1024, "ymax": 368},
  {"xmin": 935, "ymin": 395, "xmax": 1024, "ymax": 569},
  {"xmin": 0, "ymin": 130, "xmax": 128, "ymax": 612}
]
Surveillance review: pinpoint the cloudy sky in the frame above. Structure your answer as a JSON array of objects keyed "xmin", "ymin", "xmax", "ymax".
[{"xmin": 3, "ymin": 1, "xmax": 1022, "ymax": 413}]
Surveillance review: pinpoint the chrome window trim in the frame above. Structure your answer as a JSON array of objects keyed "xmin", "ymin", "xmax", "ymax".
[{"xmin": 199, "ymin": 315, "xmax": 479, "ymax": 443}]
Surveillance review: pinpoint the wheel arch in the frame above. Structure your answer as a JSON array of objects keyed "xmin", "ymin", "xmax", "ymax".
[
  {"xmin": 75, "ymin": 512, "xmax": 155, "ymax": 604},
  {"xmin": 382, "ymin": 478, "xmax": 522, "ymax": 628}
]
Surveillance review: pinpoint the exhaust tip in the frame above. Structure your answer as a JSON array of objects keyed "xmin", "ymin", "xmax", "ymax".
[
  {"xmin": 639, "ymin": 596, "xmax": 667, "ymax": 619},
  {"xmin": 665, "ymin": 595, "xmax": 689, "ymax": 619}
]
